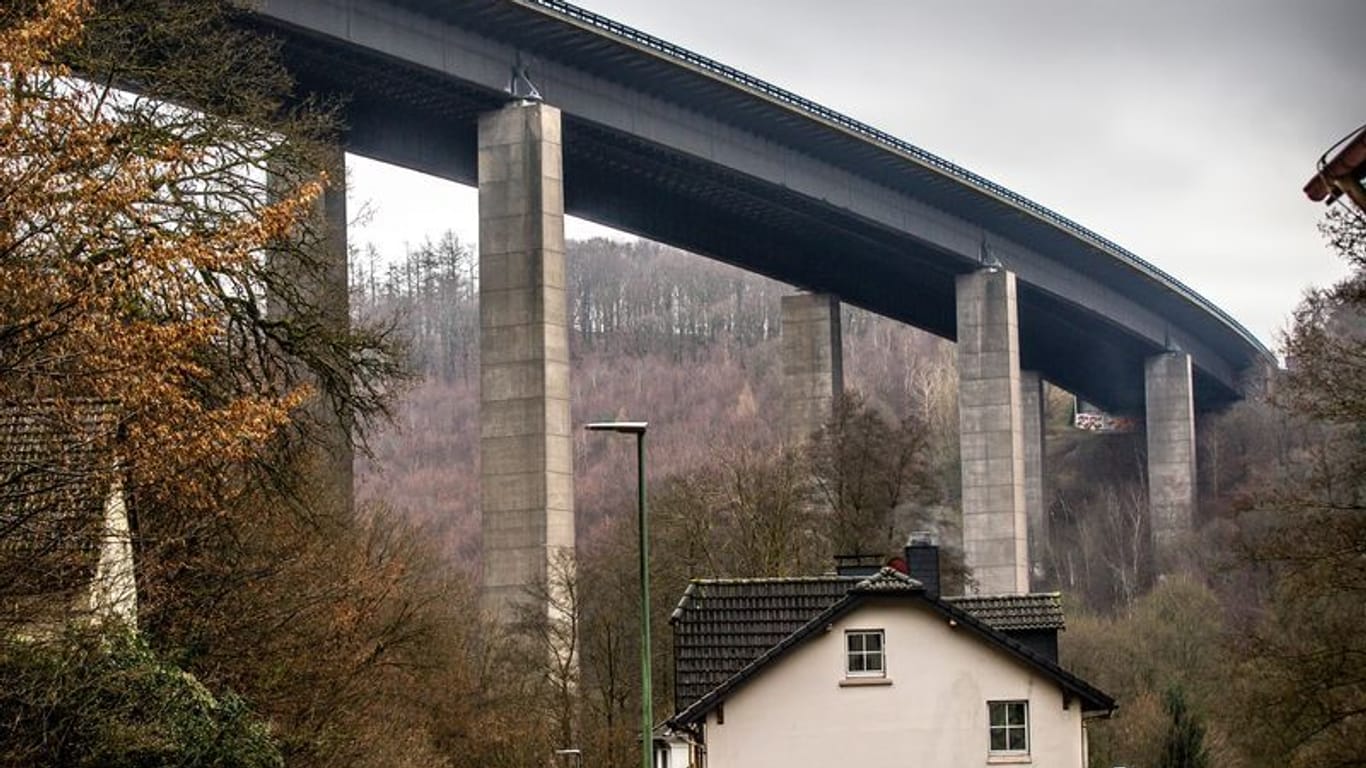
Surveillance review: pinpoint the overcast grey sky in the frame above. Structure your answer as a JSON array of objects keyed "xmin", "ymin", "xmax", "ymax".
[{"xmin": 349, "ymin": 0, "xmax": 1366, "ymax": 350}]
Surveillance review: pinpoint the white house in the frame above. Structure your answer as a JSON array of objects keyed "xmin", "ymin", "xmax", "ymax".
[
  {"xmin": 0, "ymin": 401, "xmax": 138, "ymax": 631},
  {"xmin": 662, "ymin": 551, "xmax": 1114, "ymax": 768}
]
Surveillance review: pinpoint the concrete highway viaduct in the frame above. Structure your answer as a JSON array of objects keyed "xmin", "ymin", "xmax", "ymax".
[{"xmin": 246, "ymin": 0, "xmax": 1275, "ymax": 608}]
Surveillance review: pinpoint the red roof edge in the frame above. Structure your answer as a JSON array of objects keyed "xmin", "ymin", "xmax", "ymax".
[{"xmin": 1305, "ymin": 125, "xmax": 1366, "ymax": 202}]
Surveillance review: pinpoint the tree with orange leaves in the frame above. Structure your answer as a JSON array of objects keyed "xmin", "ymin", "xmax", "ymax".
[
  {"xmin": 1, "ymin": 3, "xmax": 438, "ymax": 766},
  {"xmin": 1, "ymin": 0, "xmax": 403, "ymax": 514}
]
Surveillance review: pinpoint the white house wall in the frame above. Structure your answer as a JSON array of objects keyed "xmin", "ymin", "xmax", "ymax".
[
  {"xmin": 90, "ymin": 479, "xmax": 137, "ymax": 626},
  {"xmin": 701, "ymin": 598, "xmax": 1085, "ymax": 768}
]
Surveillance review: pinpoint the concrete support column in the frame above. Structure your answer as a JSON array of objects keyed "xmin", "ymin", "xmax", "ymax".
[
  {"xmin": 956, "ymin": 268, "xmax": 1029, "ymax": 595},
  {"xmin": 781, "ymin": 293, "xmax": 843, "ymax": 443},
  {"xmin": 316, "ymin": 148, "xmax": 353, "ymax": 514},
  {"xmin": 1144, "ymin": 351, "xmax": 1196, "ymax": 573},
  {"xmin": 1238, "ymin": 357, "xmax": 1276, "ymax": 402},
  {"xmin": 478, "ymin": 102, "xmax": 574, "ymax": 623},
  {"xmin": 1020, "ymin": 371, "xmax": 1047, "ymax": 589},
  {"xmin": 267, "ymin": 147, "xmax": 353, "ymax": 514}
]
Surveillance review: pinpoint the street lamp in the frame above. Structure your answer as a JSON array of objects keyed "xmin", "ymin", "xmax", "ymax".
[{"xmin": 584, "ymin": 421, "xmax": 652, "ymax": 768}]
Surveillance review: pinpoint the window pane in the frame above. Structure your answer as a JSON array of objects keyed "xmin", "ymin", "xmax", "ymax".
[
  {"xmin": 990, "ymin": 728, "xmax": 1008, "ymax": 752},
  {"xmin": 989, "ymin": 702, "xmax": 1029, "ymax": 753},
  {"xmin": 846, "ymin": 632, "xmax": 886, "ymax": 676},
  {"xmin": 1008, "ymin": 726, "xmax": 1027, "ymax": 751}
]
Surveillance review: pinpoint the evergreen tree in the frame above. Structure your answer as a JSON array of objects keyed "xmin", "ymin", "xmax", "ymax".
[{"xmin": 1159, "ymin": 686, "xmax": 1210, "ymax": 768}]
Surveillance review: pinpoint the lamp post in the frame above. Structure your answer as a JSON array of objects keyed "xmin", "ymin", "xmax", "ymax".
[{"xmin": 584, "ymin": 421, "xmax": 651, "ymax": 768}]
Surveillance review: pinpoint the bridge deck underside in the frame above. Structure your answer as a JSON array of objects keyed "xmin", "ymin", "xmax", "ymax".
[{"xmin": 272, "ymin": 20, "xmax": 1239, "ymax": 414}]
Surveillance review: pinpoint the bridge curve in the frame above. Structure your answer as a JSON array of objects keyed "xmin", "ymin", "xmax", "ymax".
[{"xmin": 253, "ymin": 0, "xmax": 1272, "ymax": 412}]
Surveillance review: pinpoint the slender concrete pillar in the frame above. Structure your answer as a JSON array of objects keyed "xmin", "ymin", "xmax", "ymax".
[
  {"xmin": 781, "ymin": 293, "xmax": 844, "ymax": 443},
  {"xmin": 1238, "ymin": 357, "xmax": 1276, "ymax": 402},
  {"xmin": 1144, "ymin": 351, "xmax": 1196, "ymax": 573},
  {"xmin": 315, "ymin": 148, "xmax": 354, "ymax": 514},
  {"xmin": 1020, "ymin": 370, "xmax": 1047, "ymax": 588},
  {"xmin": 956, "ymin": 268, "xmax": 1029, "ymax": 595},
  {"xmin": 267, "ymin": 147, "xmax": 353, "ymax": 514},
  {"xmin": 478, "ymin": 102, "xmax": 574, "ymax": 623}
]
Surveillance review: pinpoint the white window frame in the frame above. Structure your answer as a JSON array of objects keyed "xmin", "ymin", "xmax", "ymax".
[
  {"xmin": 988, "ymin": 699, "xmax": 1030, "ymax": 756},
  {"xmin": 844, "ymin": 629, "xmax": 885, "ymax": 678}
]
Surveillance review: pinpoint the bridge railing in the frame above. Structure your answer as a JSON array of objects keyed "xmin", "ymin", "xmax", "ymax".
[{"xmin": 523, "ymin": 0, "xmax": 1270, "ymax": 359}]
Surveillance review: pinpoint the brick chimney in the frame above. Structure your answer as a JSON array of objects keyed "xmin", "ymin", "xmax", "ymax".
[{"xmin": 904, "ymin": 532, "xmax": 940, "ymax": 598}]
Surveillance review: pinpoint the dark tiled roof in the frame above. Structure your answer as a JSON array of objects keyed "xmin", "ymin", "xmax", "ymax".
[
  {"xmin": 948, "ymin": 593, "xmax": 1065, "ymax": 632},
  {"xmin": 671, "ymin": 572, "xmax": 1066, "ymax": 714},
  {"xmin": 670, "ymin": 576, "xmax": 1115, "ymax": 726},
  {"xmin": 0, "ymin": 401, "xmax": 121, "ymax": 601},
  {"xmin": 671, "ymin": 576, "xmax": 855, "ymax": 712}
]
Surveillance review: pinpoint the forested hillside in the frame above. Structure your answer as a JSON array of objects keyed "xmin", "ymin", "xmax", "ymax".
[{"xmin": 352, "ymin": 236, "xmax": 960, "ymax": 569}]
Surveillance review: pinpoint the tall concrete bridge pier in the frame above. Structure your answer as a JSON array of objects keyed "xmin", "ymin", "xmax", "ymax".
[
  {"xmin": 955, "ymin": 268, "xmax": 1030, "ymax": 595},
  {"xmin": 781, "ymin": 293, "xmax": 843, "ymax": 445},
  {"xmin": 267, "ymin": 147, "xmax": 354, "ymax": 516},
  {"xmin": 1145, "ymin": 351, "xmax": 1197, "ymax": 574},
  {"xmin": 477, "ymin": 102, "xmax": 575, "ymax": 621}
]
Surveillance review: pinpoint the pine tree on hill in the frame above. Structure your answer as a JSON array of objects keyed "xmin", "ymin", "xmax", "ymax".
[{"xmin": 1159, "ymin": 686, "xmax": 1210, "ymax": 768}]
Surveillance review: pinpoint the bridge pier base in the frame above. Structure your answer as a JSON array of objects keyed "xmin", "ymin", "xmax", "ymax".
[
  {"xmin": 477, "ymin": 102, "xmax": 575, "ymax": 623},
  {"xmin": 1020, "ymin": 370, "xmax": 1047, "ymax": 589},
  {"xmin": 1144, "ymin": 351, "xmax": 1196, "ymax": 574},
  {"xmin": 956, "ymin": 268, "xmax": 1029, "ymax": 595},
  {"xmin": 781, "ymin": 293, "xmax": 844, "ymax": 444}
]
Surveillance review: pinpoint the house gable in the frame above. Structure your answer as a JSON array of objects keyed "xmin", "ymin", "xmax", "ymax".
[
  {"xmin": 671, "ymin": 574, "xmax": 1070, "ymax": 714},
  {"xmin": 699, "ymin": 597, "xmax": 1088, "ymax": 768},
  {"xmin": 672, "ymin": 570, "xmax": 1110, "ymax": 728}
]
